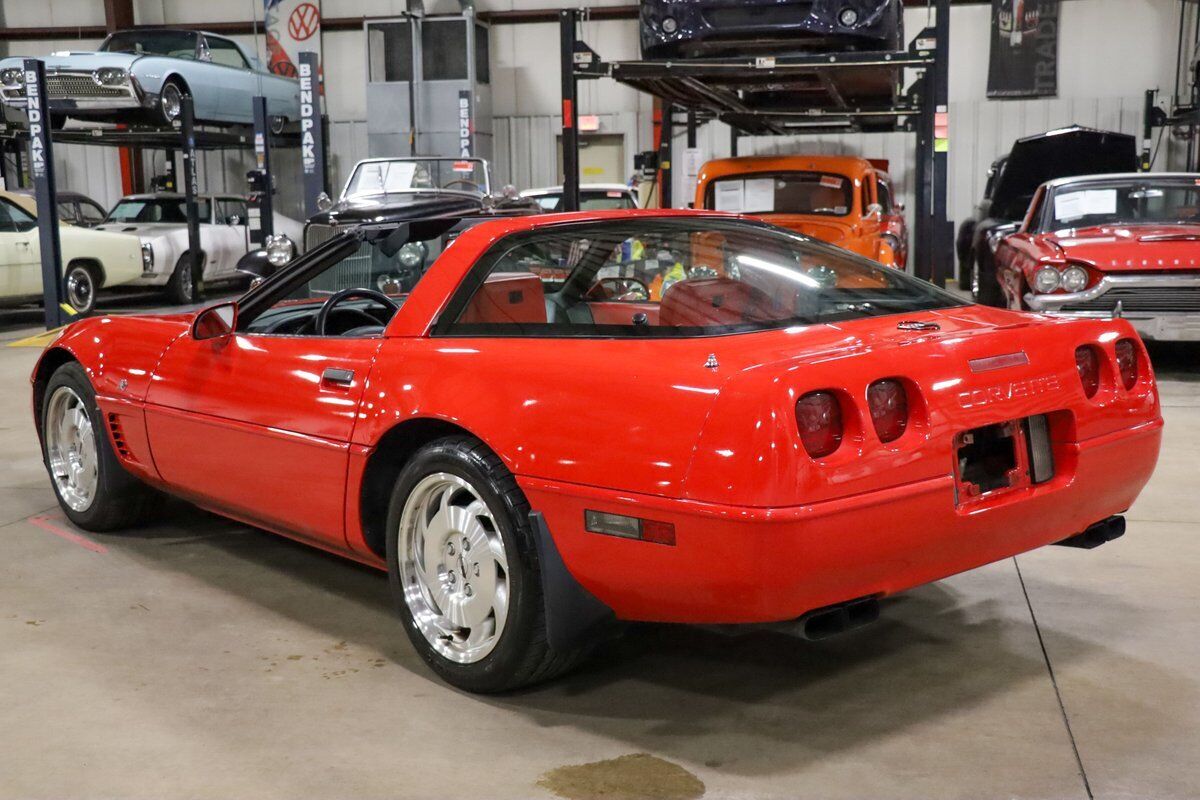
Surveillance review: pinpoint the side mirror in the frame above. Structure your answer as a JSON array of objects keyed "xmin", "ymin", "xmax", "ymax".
[
  {"xmin": 236, "ymin": 248, "xmax": 275, "ymax": 280},
  {"xmin": 894, "ymin": 201, "xmax": 906, "ymax": 213},
  {"xmin": 192, "ymin": 301, "xmax": 237, "ymax": 341},
  {"xmin": 866, "ymin": 203, "xmax": 884, "ymax": 219}
]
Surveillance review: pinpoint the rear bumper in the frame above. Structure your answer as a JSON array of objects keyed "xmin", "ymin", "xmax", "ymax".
[{"xmin": 522, "ymin": 418, "xmax": 1162, "ymax": 624}]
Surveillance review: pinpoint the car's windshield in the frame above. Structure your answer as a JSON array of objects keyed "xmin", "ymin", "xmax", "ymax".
[
  {"xmin": 101, "ymin": 30, "xmax": 198, "ymax": 58},
  {"xmin": 105, "ymin": 198, "xmax": 211, "ymax": 224},
  {"xmin": 343, "ymin": 159, "xmax": 490, "ymax": 199},
  {"xmin": 1046, "ymin": 180, "xmax": 1200, "ymax": 229},
  {"xmin": 442, "ymin": 218, "xmax": 961, "ymax": 338},
  {"xmin": 705, "ymin": 172, "xmax": 854, "ymax": 217}
]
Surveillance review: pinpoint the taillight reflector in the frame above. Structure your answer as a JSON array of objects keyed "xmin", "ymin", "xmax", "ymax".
[
  {"xmin": 584, "ymin": 510, "xmax": 676, "ymax": 546},
  {"xmin": 1115, "ymin": 338, "xmax": 1139, "ymax": 390},
  {"xmin": 867, "ymin": 379, "xmax": 908, "ymax": 443},
  {"xmin": 1075, "ymin": 345, "xmax": 1100, "ymax": 398},
  {"xmin": 796, "ymin": 390, "xmax": 843, "ymax": 458}
]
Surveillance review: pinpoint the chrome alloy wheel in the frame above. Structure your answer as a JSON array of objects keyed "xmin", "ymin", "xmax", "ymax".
[
  {"xmin": 397, "ymin": 473, "xmax": 510, "ymax": 664},
  {"xmin": 45, "ymin": 386, "xmax": 98, "ymax": 513},
  {"xmin": 161, "ymin": 83, "xmax": 183, "ymax": 121},
  {"xmin": 65, "ymin": 267, "xmax": 94, "ymax": 313}
]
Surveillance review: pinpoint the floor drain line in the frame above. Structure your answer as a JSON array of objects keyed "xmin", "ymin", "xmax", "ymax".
[{"xmin": 1014, "ymin": 557, "xmax": 1094, "ymax": 800}]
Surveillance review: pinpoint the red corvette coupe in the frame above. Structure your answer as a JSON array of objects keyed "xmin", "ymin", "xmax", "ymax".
[
  {"xmin": 993, "ymin": 173, "xmax": 1200, "ymax": 341},
  {"xmin": 32, "ymin": 210, "xmax": 1162, "ymax": 692}
]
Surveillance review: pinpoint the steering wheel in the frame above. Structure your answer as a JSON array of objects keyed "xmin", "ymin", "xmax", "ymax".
[
  {"xmin": 314, "ymin": 288, "xmax": 400, "ymax": 337},
  {"xmin": 443, "ymin": 179, "xmax": 482, "ymax": 192}
]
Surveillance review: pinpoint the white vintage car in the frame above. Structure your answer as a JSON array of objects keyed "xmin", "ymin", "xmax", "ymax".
[
  {"xmin": 94, "ymin": 193, "xmax": 303, "ymax": 304},
  {"xmin": 0, "ymin": 190, "xmax": 145, "ymax": 314}
]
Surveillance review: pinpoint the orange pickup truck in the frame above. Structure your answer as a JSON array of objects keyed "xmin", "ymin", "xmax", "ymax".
[{"xmin": 695, "ymin": 155, "xmax": 907, "ymax": 267}]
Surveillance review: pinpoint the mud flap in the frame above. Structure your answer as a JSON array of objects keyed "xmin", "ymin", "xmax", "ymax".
[{"xmin": 529, "ymin": 511, "xmax": 615, "ymax": 652}]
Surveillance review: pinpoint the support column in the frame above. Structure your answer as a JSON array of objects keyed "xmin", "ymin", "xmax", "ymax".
[
  {"xmin": 24, "ymin": 59, "xmax": 65, "ymax": 329},
  {"xmin": 559, "ymin": 9, "xmax": 580, "ymax": 212},
  {"xmin": 180, "ymin": 95, "xmax": 204, "ymax": 303},
  {"xmin": 251, "ymin": 95, "xmax": 275, "ymax": 244}
]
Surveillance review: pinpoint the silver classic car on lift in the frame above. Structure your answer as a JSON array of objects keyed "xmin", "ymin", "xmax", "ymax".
[{"xmin": 0, "ymin": 28, "xmax": 300, "ymax": 129}]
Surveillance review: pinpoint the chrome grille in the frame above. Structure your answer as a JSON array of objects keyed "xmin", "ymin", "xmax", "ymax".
[
  {"xmin": 46, "ymin": 73, "xmax": 127, "ymax": 99},
  {"xmin": 1060, "ymin": 286, "xmax": 1200, "ymax": 314},
  {"xmin": 308, "ymin": 240, "xmax": 376, "ymax": 295}
]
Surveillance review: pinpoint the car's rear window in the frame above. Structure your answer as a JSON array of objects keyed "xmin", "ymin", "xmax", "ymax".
[
  {"xmin": 437, "ymin": 218, "xmax": 961, "ymax": 338},
  {"xmin": 704, "ymin": 172, "xmax": 853, "ymax": 216}
]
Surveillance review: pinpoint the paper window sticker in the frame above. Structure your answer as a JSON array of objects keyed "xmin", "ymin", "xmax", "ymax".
[
  {"xmin": 743, "ymin": 178, "xmax": 776, "ymax": 212},
  {"xmin": 714, "ymin": 180, "xmax": 745, "ymax": 212}
]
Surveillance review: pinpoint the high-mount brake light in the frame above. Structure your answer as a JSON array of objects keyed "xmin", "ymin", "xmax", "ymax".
[
  {"xmin": 867, "ymin": 379, "xmax": 909, "ymax": 443},
  {"xmin": 1075, "ymin": 345, "xmax": 1101, "ymax": 398},
  {"xmin": 796, "ymin": 390, "xmax": 844, "ymax": 458}
]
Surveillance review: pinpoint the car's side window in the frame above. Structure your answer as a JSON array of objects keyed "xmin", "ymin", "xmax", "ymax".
[
  {"xmin": 0, "ymin": 198, "xmax": 37, "ymax": 233},
  {"xmin": 80, "ymin": 201, "xmax": 106, "ymax": 225},
  {"xmin": 206, "ymin": 37, "xmax": 250, "ymax": 70}
]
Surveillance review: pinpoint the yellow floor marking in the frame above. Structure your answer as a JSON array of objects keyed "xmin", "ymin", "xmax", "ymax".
[{"xmin": 6, "ymin": 327, "xmax": 65, "ymax": 348}]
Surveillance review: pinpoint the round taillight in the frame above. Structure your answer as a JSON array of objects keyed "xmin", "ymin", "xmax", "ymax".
[
  {"xmin": 867, "ymin": 378, "xmax": 908, "ymax": 443},
  {"xmin": 1075, "ymin": 345, "xmax": 1101, "ymax": 398},
  {"xmin": 796, "ymin": 390, "xmax": 843, "ymax": 458},
  {"xmin": 1115, "ymin": 338, "xmax": 1139, "ymax": 390}
]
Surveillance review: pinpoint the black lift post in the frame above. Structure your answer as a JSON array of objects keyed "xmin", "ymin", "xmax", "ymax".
[{"xmin": 23, "ymin": 59, "xmax": 65, "ymax": 329}]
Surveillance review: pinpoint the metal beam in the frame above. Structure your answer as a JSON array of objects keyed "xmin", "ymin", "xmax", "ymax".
[
  {"xmin": 560, "ymin": 10, "xmax": 580, "ymax": 212},
  {"xmin": 102, "ymin": 0, "xmax": 135, "ymax": 32}
]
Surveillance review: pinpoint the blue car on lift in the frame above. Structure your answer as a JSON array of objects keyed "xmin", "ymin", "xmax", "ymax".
[
  {"xmin": 0, "ymin": 28, "xmax": 300, "ymax": 130},
  {"xmin": 640, "ymin": 0, "xmax": 905, "ymax": 59}
]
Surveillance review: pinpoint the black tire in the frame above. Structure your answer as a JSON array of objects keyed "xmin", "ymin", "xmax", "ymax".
[
  {"xmin": 39, "ymin": 362, "xmax": 158, "ymax": 532},
  {"xmin": 972, "ymin": 250, "xmax": 1005, "ymax": 307},
  {"xmin": 385, "ymin": 436, "xmax": 588, "ymax": 693},
  {"xmin": 49, "ymin": 112, "xmax": 67, "ymax": 131},
  {"xmin": 159, "ymin": 79, "xmax": 186, "ymax": 126},
  {"xmin": 166, "ymin": 252, "xmax": 200, "ymax": 305},
  {"xmin": 270, "ymin": 115, "xmax": 287, "ymax": 135},
  {"xmin": 62, "ymin": 262, "xmax": 98, "ymax": 315}
]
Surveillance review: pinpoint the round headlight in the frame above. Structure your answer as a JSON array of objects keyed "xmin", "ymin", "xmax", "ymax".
[
  {"xmin": 1033, "ymin": 266, "xmax": 1061, "ymax": 294},
  {"xmin": 661, "ymin": 16, "xmax": 678, "ymax": 34},
  {"xmin": 1060, "ymin": 265, "xmax": 1089, "ymax": 293},
  {"xmin": 266, "ymin": 234, "xmax": 295, "ymax": 267},
  {"xmin": 0, "ymin": 67, "xmax": 23, "ymax": 88},
  {"xmin": 398, "ymin": 241, "xmax": 426, "ymax": 269},
  {"xmin": 92, "ymin": 67, "xmax": 127, "ymax": 86},
  {"xmin": 838, "ymin": 7, "xmax": 860, "ymax": 27}
]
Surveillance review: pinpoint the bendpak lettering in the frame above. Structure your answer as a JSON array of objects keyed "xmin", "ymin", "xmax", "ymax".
[
  {"xmin": 958, "ymin": 375, "xmax": 1061, "ymax": 409},
  {"xmin": 299, "ymin": 62, "xmax": 316, "ymax": 172},
  {"xmin": 458, "ymin": 94, "xmax": 472, "ymax": 158},
  {"xmin": 25, "ymin": 69, "xmax": 46, "ymax": 178}
]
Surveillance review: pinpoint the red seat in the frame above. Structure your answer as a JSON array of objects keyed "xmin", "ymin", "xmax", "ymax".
[
  {"xmin": 459, "ymin": 273, "xmax": 547, "ymax": 324},
  {"xmin": 658, "ymin": 278, "xmax": 780, "ymax": 327}
]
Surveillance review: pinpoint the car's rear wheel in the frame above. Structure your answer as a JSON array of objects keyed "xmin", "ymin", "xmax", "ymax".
[
  {"xmin": 386, "ymin": 436, "xmax": 587, "ymax": 693},
  {"xmin": 63, "ymin": 262, "xmax": 98, "ymax": 315},
  {"xmin": 41, "ymin": 362, "xmax": 158, "ymax": 531}
]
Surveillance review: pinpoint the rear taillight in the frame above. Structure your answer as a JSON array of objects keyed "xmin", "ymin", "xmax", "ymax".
[
  {"xmin": 796, "ymin": 390, "xmax": 843, "ymax": 458},
  {"xmin": 1075, "ymin": 345, "xmax": 1100, "ymax": 398},
  {"xmin": 1115, "ymin": 338, "xmax": 1139, "ymax": 390},
  {"xmin": 867, "ymin": 379, "xmax": 908, "ymax": 443}
]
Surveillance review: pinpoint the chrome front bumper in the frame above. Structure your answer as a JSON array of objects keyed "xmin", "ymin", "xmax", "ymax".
[
  {"xmin": 1025, "ymin": 273, "xmax": 1200, "ymax": 341},
  {"xmin": 0, "ymin": 71, "xmax": 145, "ymax": 111}
]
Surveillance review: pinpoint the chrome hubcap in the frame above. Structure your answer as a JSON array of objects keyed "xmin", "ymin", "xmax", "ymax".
[
  {"xmin": 162, "ymin": 85, "xmax": 181, "ymax": 120},
  {"xmin": 398, "ymin": 473, "xmax": 509, "ymax": 664},
  {"xmin": 45, "ymin": 386, "xmax": 98, "ymax": 513},
  {"xmin": 179, "ymin": 259, "xmax": 193, "ymax": 299},
  {"xmin": 65, "ymin": 269, "xmax": 93, "ymax": 311}
]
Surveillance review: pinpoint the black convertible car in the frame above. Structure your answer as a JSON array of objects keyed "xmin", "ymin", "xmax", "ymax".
[{"xmin": 640, "ymin": 0, "xmax": 905, "ymax": 59}]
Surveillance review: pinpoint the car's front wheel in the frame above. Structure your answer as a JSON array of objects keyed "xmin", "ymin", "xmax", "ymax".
[
  {"xmin": 972, "ymin": 252, "xmax": 1005, "ymax": 307},
  {"xmin": 40, "ymin": 362, "xmax": 158, "ymax": 531},
  {"xmin": 166, "ymin": 252, "xmax": 200, "ymax": 305},
  {"xmin": 386, "ymin": 436, "xmax": 586, "ymax": 693},
  {"xmin": 63, "ymin": 262, "xmax": 98, "ymax": 315},
  {"xmin": 159, "ymin": 79, "xmax": 186, "ymax": 125}
]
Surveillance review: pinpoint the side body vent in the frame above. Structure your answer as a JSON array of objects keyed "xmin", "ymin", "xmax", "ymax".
[{"xmin": 107, "ymin": 413, "xmax": 137, "ymax": 463}]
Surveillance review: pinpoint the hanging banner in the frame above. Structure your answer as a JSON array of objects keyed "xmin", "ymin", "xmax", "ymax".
[
  {"xmin": 263, "ymin": 0, "xmax": 321, "ymax": 80},
  {"xmin": 987, "ymin": 0, "xmax": 1059, "ymax": 99}
]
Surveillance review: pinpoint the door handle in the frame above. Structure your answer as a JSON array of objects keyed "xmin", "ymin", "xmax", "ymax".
[{"xmin": 321, "ymin": 367, "xmax": 355, "ymax": 387}]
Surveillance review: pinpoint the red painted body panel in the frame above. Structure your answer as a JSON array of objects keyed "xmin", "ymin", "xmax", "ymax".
[{"xmin": 31, "ymin": 210, "xmax": 1164, "ymax": 626}]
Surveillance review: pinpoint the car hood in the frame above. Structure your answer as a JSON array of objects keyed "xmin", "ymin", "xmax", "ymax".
[
  {"xmin": 756, "ymin": 214, "xmax": 853, "ymax": 244},
  {"xmin": 311, "ymin": 192, "xmax": 485, "ymax": 227},
  {"xmin": 2, "ymin": 51, "xmax": 142, "ymax": 71},
  {"xmin": 93, "ymin": 222, "xmax": 183, "ymax": 239},
  {"xmin": 1045, "ymin": 224, "xmax": 1200, "ymax": 272}
]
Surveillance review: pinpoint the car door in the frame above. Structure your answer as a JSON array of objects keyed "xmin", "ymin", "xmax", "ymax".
[
  {"xmin": 210, "ymin": 199, "xmax": 249, "ymax": 277},
  {"xmin": 202, "ymin": 35, "xmax": 256, "ymax": 122},
  {"xmin": 0, "ymin": 198, "xmax": 43, "ymax": 299},
  {"xmin": 143, "ymin": 329, "xmax": 382, "ymax": 548}
]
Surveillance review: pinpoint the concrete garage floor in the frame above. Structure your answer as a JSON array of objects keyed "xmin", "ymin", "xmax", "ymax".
[{"xmin": 0, "ymin": 306, "xmax": 1197, "ymax": 800}]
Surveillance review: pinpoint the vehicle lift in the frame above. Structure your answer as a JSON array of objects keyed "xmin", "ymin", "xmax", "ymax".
[
  {"xmin": 557, "ymin": 0, "xmax": 953, "ymax": 285},
  {"xmin": 0, "ymin": 55, "xmax": 331, "ymax": 329}
]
